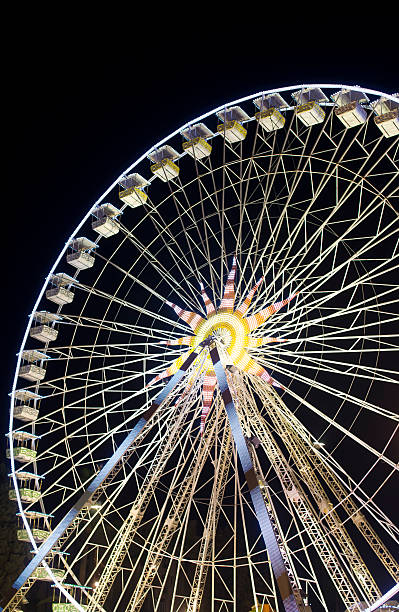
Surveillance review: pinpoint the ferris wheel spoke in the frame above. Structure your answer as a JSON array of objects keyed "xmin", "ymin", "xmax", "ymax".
[
  {"xmin": 117, "ymin": 219, "xmax": 203, "ymax": 311},
  {"xmin": 271, "ymin": 199, "xmax": 388, "ymax": 306},
  {"xmin": 263, "ymin": 367, "xmax": 399, "ymax": 472},
  {"xmin": 36, "ymin": 377, "xmax": 194, "ymax": 477},
  {"xmin": 163, "ymin": 178, "xmax": 213, "ymax": 291},
  {"xmin": 247, "ymin": 116, "xmax": 351, "ymax": 286},
  {"xmin": 124, "ymin": 401, "xmax": 222, "ymax": 611},
  {"xmin": 87, "ymin": 382, "xmax": 202, "ymax": 610},
  {"xmin": 176, "ymin": 164, "xmax": 223, "ymax": 296},
  {"xmin": 283, "ymin": 316, "xmax": 399, "ymax": 347},
  {"xmin": 266, "ymin": 387, "xmax": 399, "ymax": 580},
  {"xmin": 264, "ymin": 351, "xmax": 399, "ymax": 422},
  {"xmin": 278, "ymin": 248, "xmax": 399, "ymax": 329},
  {"xmin": 252, "ymin": 383, "xmax": 383, "ymax": 601},
  {"xmin": 79, "ymin": 254, "xmax": 186, "ymax": 319},
  {"xmin": 258, "ymin": 154, "xmax": 397, "ymax": 303},
  {"xmin": 282, "ymin": 286, "xmax": 399, "ymax": 342},
  {"xmin": 289, "ymin": 220, "xmax": 399, "ymax": 307},
  {"xmin": 128, "ymin": 195, "xmax": 208, "ymax": 310},
  {"xmin": 236, "ymin": 373, "xmax": 364, "ymax": 609},
  {"xmin": 32, "ymin": 356, "xmax": 164, "ymax": 402},
  {"xmin": 46, "ymin": 342, "xmax": 178, "ymax": 363},
  {"xmin": 186, "ymin": 423, "xmax": 232, "ymax": 611},
  {"xmin": 270, "ymin": 347, "xmax": 399, "ymax": 386},
  {"xmin": 93, "ymin": 249, "xmax": 198, "ymax": 313},
  {"xmin": 11, "ymin": 347, "xmax": 207, "ymax": 592},
  {"xmin": 71, "ymin": 282, "xmax": 189, "ymax": 333},
  {"xmin": 61, "ymin": 314, "xmax": 188, "ymax": 344},
  {"xmin": 32, "ymin": 399, "xmax": 164, "ymax": 513},
  {"xmin": 205, "ymin": 157, "xmax": 240, "ymax": 298}
]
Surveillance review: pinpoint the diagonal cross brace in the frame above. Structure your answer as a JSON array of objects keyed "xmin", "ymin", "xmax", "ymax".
[
  {"xmin": 11, "ymin": 344, "xmax": 207, "ymax": 592},
  {"xmin": 209, "ymin": 344, "xmax": 300, "ymax": 612}
]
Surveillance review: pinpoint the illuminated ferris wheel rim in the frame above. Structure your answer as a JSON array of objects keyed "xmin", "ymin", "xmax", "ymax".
[
  {"xmin": 10, "ymin": 81, "xmax": 399, "ymax": 366},
  {"xmin": 10, "ymin": 82, "xmax": 398, "ymax": 422},
  {"xmin": 7, "ymin": 82, "xmax": 399, "ymax": 611}
]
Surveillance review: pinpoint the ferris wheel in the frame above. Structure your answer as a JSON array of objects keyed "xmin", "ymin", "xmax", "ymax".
[{"xmin": 4, "ymin": 84, "xmax": 399, "ymax": 612}]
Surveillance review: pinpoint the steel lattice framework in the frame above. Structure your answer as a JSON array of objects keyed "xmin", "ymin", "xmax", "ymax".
[{"xmin": 4, "ymin": 84, "xmax": 399, "ymax": 612}]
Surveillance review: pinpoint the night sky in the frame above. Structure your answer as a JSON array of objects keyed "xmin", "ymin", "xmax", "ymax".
[{"xmin": 2, "ymin": 17, "xmax": 398, "ymax": 608}]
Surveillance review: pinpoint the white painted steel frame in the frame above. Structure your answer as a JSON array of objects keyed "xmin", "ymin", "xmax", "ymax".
[{"xmin": 6, "ymin": 84, "xmax": 399, "ymax": 611}]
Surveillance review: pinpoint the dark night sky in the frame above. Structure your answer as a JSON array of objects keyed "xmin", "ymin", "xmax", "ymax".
[{"xmin": 2, "ymin": 17, "xmax": 398, "ymax": 607}]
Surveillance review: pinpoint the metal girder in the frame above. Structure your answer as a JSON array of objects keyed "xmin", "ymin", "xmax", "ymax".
[
  {"xmin": 249, "ymin": 447, "xmax": 306, "ymax": 610},
  {"xmin": 253, "ymin": 380, "xmax": 381, "ymax": 604},
  {"xmin": 209, "ymin": 346, "xmax": 301, "ymax": 612},
  {"xmin": 87, "ymin": 378, "xmax": 200, "ymax": 610},
  {"xmin": 186, "ymin": 414, "xmax": 232, "ymax": 611},
  {"xmin": 234, "ymin": 372, "xmax": 363, "ymax": 611},
  {"xmin": 259, "ymin": 380, "xmax": 399, "ymax": 585},
  {"xmin": 10, "ymin": 346, "xmax": 206, "ymax": 595},
  {"xmin": 2, "ymin": 417, "xmax": 153, "ymax": 612},
  {"xmin": 126, "ymin": 395, "xmax": 223, "ymax": 611}
]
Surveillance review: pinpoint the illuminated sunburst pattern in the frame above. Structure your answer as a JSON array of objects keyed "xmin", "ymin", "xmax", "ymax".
[{"xmin": 151, "ymin": 257, "xmax": 297, "ymax": 433}]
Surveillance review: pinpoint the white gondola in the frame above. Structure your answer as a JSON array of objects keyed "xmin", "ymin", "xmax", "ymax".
[
  {"xmin": 32, "ymin": 567, "xmax": 66, "ymax": 582},
  {"xmin": 17, "ymin": 510, "xmax": 52, "ymax": 519},
  {"xmin": 375, "ymin": 109, "xmax": 399, "ymax": 137},
  {"xmin": 119, "ymin": 173, "xmax": 149, "ymax": 207},
  {"xmin": 7, "ymin": 431, "xmax": 37, "ymax": 463},
  {"xmin": 293, "ymin": 87, "xmax": 328, "ymax": 127},
  {"xmin": 18, "ymin": 350, "xmax": 49, "ymax": 382},
  {"xmin": 149, "ymin": 146, "xmax": 180, "ymax": 182},
  {"xmin": 16, "ymin": 510, "xmax": 52, "ymax": 541},
  {"xmin": 52, "ymin": 604, "xmax": 88, "ymax": 611},
  {"xmin": 10, "ymin": 475, "xmax": 43, "ymax": 509},
  {"xmin": 9, "ymin": 487, "xmax": 41, "ymax": 503},
  {"xmin": 253, "ymin": 93, "xmax": 288, "ymax": 132},
  {"xmin": 30, "ymin": 311, "xmax": 61, "ymax": 343},
  {"xmin": 17, "ymin": 528, "xmax": 50, "ymax": 542},
  {"xmin": 372, "ymin": 94, "xmax": 399, "ymax": 137},
  {"xmin": 7, "ymin": 446, "xmax": 37, "ymax": 462},
  {"xmin": 18, "ymin": 364, "xmax": 46, "ymax": 382},
  {"xmin": 46, "ymin": 273, "xmax": 77, "ymax": 305},
  {"xmin": 13, "ymin": 405, "xmax": 39, "ymax": 422},
  {"xmin": 13, "ymin": 470, "xmax": 43, "ymax": 482},
  {"xmin": 7, "ymin": 429, "xmax": 39, "ymax": 441},
  {"xmin": 332, "ymin": 89, "xmax": 368, "ymax": 128},
  {"xmin": 92, "ymin": 203, "xmax": 122, "ymax": 237},
  {"xmin": 216, "ymin": 106, "xmax": 249, "ymax": 143},
  {"xmin": 13, "ymin": 389, "xmax": 42, "ymax": 402},
  {"xmin": 11, "ymin": 390, "xmax": 41, "ymax": 422},
  {"xmin": 66, "ymin": 237, "xmax": 97, "ymax": 270},
  {"xmin": 181, "ymin": 123, "xmax": 213, "ymax": 159}
]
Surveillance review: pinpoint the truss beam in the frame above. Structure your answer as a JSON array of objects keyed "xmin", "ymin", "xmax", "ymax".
[
  {"xmin": 262, "ymin": 381, "xmax": 399, "ymax": 584},
  {"xmin": 186, "ymin": 415, "xmax": 232, "ymax": 611},
  {"xmin": 253, "ymin": 380, "xmax": 381, "ymax": 604},
  {"xmin": 126, "ymin": 396, "xmax": 222, "ymax": 611},
  {"xmin": 87, "ymin": 380, "xmax": 200, "ymax": 610},
  {"xmin": 234, "ymin": 373, "xmax": 363, "ymax": 610},
  {"xmin": 11, "ymin": 346, "xmax": 205, "ymax": 593},
  {"xmin": 209, "ymin": 345, "xmax": 300, "ymax": 612}
]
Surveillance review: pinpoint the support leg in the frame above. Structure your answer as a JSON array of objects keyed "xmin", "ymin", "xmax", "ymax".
[{"xmin": 209, "ymin": 345, "xmax": 300, "ymax": 612}]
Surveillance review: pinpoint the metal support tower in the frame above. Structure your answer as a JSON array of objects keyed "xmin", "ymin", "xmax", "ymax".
[
  {"xmin": 252, "ymin": 378, "xmax": 381, "ymax": 603},
  {"xmin": 186, "ymin": 414, "xmax": 233, "ymax": 611},
  {"xmin": 86, "ymin": 376, "xmax": 202, "ymax": 610},
  {"xmin": 232, "ymin": 371, "xmax": 364, "ymax": 610},
  {"xmin": 7, "ymin": 346, "xmax": 206, "ymax": 603},
  {"xmin": 125, "ymin": 396, "xmax": 223, "ymax": 611},
  {"xmin": 258, "ymin": 381, "xmax": 399, "ymax": 585}
]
